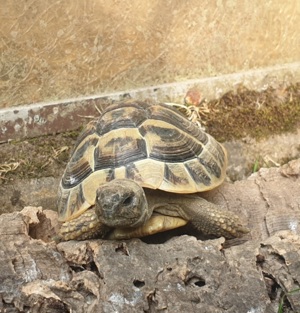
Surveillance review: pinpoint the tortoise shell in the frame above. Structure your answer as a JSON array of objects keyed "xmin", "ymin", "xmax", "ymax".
[{"xmin": 58, "ymin": 100, "xmax": 227, "ymax": 222}]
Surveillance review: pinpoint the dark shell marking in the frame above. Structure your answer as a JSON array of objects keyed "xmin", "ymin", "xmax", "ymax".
[{"xmin": 58, "ymin": 101, "xmax": 227, "ymax": 221}]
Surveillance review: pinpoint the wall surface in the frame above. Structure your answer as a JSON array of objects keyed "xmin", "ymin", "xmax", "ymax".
[{"xmin": 1, "ymin": 0, "xmax": 299, "ymax": 108}]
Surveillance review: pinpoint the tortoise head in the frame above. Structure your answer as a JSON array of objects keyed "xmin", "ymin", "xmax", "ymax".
[{"xmin": 95, "ymin": 179, "xmax": 152, "ymax": 228}]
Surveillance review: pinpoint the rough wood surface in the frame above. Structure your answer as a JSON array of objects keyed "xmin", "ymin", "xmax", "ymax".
[{"xmin": 1, "ymin": 159, "xmax": 300, "ymax": 313}]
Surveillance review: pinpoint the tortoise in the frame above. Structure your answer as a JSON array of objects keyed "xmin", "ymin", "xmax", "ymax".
[{"xmin": 57, "ymin": 100, "xmax": 249, "ymax": 241}]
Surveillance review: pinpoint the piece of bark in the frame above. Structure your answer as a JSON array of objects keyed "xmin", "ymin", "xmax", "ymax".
[
  {"xmin": 0, "ymin": 210, "xmax": 72, "ymax": 312},
  {"xmin": 0, "ymin": 159, "xmax": 300, "ymax": 312},
  {"xmin": 203, "ymin": 163, "xmax": 300, "ymax": 244}
]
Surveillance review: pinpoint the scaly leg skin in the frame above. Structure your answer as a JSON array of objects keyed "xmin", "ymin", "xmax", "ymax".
[
  {"xmin": 183, "ymin": 198, "xmax": 249, "ymax": 239},
  {"xmin": 152, "ymin": 196, "xmax": 250, "ymax": 239},
  {"xmin": 57, "ymin": 208, "xmax": 110, "ymax": 242}
]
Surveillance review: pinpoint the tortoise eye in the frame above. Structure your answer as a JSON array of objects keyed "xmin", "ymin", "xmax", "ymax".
[{"xmin": 122, "ymin": 195, "xmax": 134, "ymax": 206}]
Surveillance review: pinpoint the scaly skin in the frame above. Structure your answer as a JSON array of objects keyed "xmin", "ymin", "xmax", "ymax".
[{"xmin": 58, "ymin": 208, "xmax": 109, "ymax": 241}]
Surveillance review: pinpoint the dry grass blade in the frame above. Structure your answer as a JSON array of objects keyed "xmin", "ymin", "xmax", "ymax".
[
  {"xmin": 40, "ymin": 146, "xmax": 70, "ymax": 169},
  {"xmin": 0, "ymin": 162, "xmax": 20, "ymax": 179},
  {"xmin": 77, "ymin": 103, "xmax": 107, "ymax": 119},
  {"xmin": 52, "ymin": 146, "xmax": 69, "ymax": 159}
]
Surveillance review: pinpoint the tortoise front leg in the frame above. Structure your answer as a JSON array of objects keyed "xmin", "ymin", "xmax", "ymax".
[
  {"xmin": 184, "ymin": 197, "xmax": 249, "ymax": 239},
  {"xmin": 154, "ymin": 196, "xmax": 250, "ymax": 239},
  {"xmin": 58, "ymin": 208, "xmax": 110, "ymax": 241}
]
